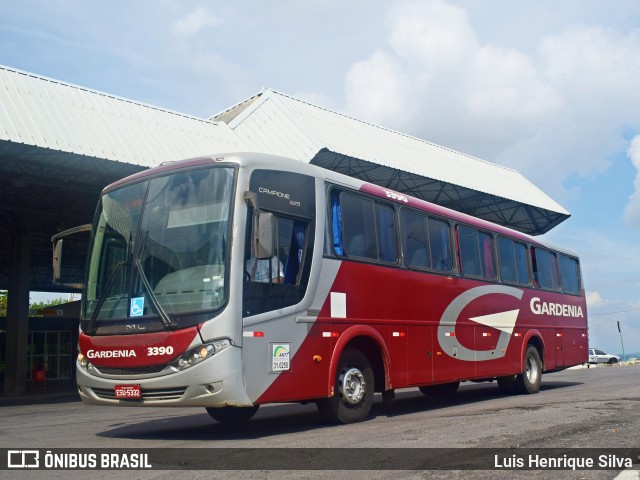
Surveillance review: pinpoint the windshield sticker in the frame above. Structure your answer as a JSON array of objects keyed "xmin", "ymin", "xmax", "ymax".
[{"xmin": 130, "ymin": 297, "xmax": 145, "ymax": 317}]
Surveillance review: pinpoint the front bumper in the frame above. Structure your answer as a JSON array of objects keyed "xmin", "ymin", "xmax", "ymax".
[{"xmin": 76, "ymin": 346, "xmax": 253, "ymax": 408}]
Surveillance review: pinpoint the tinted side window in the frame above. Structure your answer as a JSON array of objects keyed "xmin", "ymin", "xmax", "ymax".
[
  {"xmin": 341, "ymin": 193, "xmax": 377, "ymax": 259},
  {"xmin": 533, "ymin": 248, "xmax": 559, "ymax": 290},
  {"xmin": 458, "ymin": 226, "xmax": 481, "ymax": 276},
  {"xmin": 428, "ymin": 217, "xmax": 453, "ymax": 272},
  {"xmin": 377, "ymin": 203, "xmax": 398, "ymax": 263},
  {"xmin": 497, "ymin": 237, "xmax": 529, "ymax": 285},
  {"xmin": 402, "ymin": 210, "xmax": 429, "ymax": 268},
  {"xmin": 559, "ymin": 254, "xmax": 581, "ymax": 294},
  {"xmin": 458, "ymin": 226, "xmax": 496, "ymax": 279},
  {"xmin": 401, "ymin": 211, "xmax": 452, "ymax": 272},
  {"xmin": 330, "ymin": 190, "xmax": 398, "ymax": 263}
]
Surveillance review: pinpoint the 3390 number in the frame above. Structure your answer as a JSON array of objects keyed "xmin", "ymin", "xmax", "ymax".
[
  {"xmin": 383, "ymin": 189, "xmax": 409, "ymax": 203},
  {"xmin": 147, "ymin": 346, "xmax": 174, "ymax": 356}
]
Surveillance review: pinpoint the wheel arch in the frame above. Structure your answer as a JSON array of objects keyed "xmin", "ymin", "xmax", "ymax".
[
  {"xmin": 521, "ymin": 330, "xmax": 545, "ymax": 371},
  {"xmin": 328, "ymin": 325, "xmax": 390, "ymax": 395}
]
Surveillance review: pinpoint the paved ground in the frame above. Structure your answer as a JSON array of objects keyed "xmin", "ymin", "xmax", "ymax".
[{"xmin": 1, "ymin": 364, "xmax": 638, "ymax": 479}]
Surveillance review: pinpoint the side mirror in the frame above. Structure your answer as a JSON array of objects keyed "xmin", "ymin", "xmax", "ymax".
[
  {"xmin": 254, "ymin": 211, "xmax": 275, "ymax": 259},
  {"xmin": 52, "ymin": 238, "xmax": 64, "ymax": 284},
  {"xmin": 51, "ymin": 224, "xmax": 92, "ymax": 289},
  {"xmin": 245, "ymin": 191, "xmax": 276, "ymax": 260}
]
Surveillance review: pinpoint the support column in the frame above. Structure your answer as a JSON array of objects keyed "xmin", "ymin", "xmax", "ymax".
[{"xmin": 4, "ymin": 232, "xmax": 31, "ymax": 396}]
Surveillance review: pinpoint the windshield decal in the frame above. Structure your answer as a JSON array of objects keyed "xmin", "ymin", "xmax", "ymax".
[{"xmin": 130, "ymin": 297, "xmax": 145, "ymax": 317}]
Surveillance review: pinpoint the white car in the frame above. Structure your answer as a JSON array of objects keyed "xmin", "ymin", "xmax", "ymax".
[{"xmin": 588, "ymin": 348, "xmax": 620, "ymax": 364}]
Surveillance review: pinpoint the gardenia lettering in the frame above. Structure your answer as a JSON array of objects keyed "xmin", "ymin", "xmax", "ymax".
[
  {"xmin": 86, "ymin": 349, "xmax": 137, "ymax": 359},
  {"xmin": 530, "ymin": 297, "xmax": 583, "ymax": 318}
]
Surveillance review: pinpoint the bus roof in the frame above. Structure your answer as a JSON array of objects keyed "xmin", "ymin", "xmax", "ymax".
[{"xmin": 104, "ymin": 153, "xmax": 578, "ymax": 258}]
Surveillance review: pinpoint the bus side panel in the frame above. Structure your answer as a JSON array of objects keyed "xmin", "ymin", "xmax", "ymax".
[
  {"xmin": 388, "ymin": 325, "xmax": 408, "ymax": 388},
  {"xmin": 564, "ymin": 326, "xmax": 589, "ymax": 366},
  {"xmin": 407, "ymin": 326, "xmax": 432, "ymax": 385},
  {"xmin": 255, "ymin": 259, "xmax": 588, "ymax": 404},
  {"xmin": 252, "ymin": 321, "xmax": 332, "ymax": 405}
]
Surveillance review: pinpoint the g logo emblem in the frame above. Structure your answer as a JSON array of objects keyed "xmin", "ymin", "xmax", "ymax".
[{"xmin": 437, "ymin": 285, "xmax": 523, "ymax": 361}]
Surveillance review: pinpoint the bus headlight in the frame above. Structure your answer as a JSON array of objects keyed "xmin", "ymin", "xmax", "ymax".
[
  {"xmin": 77, "ymin": 353, "xmax": 94, "ymax": 372},
  {"xmin": 171, "ymin": 339, "xmax": 231, "ymax": 371}
]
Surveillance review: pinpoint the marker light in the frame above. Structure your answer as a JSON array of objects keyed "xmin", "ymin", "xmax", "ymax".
[{"xmin": 171, "ymin": 339, "xmax": 231, "ymax": 371}]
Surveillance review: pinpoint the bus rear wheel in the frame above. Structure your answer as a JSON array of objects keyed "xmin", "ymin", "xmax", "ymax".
[
  {"xmin": 206, "ymin": 405, "xmax": 259, "ymax": 424},
  {"xmin": 316, "ymin": 348, "xmax": 374, "ymax": 424},
  {"xmin": 515, "ymin": 345, "xmax": 542, "ymax": 394}
]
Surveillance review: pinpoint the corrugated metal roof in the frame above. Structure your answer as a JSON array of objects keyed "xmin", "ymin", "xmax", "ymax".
[
  {"xmin": 0, "ymin": 65, "xmax": 242, "ymax": 167},
  {"xmin": 213, "ymin": 88, "xmax": 567, "ymax": 216},
  {"xmin": 0, "ymin": 66, "xmax": 569, "ymax": 235}
]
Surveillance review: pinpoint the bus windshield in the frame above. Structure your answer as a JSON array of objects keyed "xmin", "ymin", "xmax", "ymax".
[{"xmin": 82, "ymin": 166, "xmax": 235, "ymax": 333}]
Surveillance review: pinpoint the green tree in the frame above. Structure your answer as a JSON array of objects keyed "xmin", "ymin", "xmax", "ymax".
[
  {"xmin": 0, "ymin": 291, "xmax": 7, "ymax": 318},
  {"xmin": 0, "ymin": 291, "xmax": 69, "ymax": 317},
  {"xmin": 29, "ymin": 297, "xmax": 67, "ymax": 317}
]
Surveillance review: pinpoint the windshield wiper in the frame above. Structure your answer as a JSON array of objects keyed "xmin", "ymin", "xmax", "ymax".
[
  {"xmin": 86, "ymin": 260, "xmax": 126, "ymax": 335},
  {"xmin": 133, "ymin": 230, "xmax": 177, "ymax": 330},
  {"xmin": 133, "ymin": 257, "xmax": 178, "ymax": 330}
]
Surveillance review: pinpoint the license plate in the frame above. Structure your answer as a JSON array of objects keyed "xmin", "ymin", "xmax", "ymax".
[{"xmin": 114, "ymin": 384, "xmax": 142, "ymax": 399}]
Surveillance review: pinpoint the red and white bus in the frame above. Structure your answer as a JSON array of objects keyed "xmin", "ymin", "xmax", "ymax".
[{"xmin": 53, "ymin": 152, "xmax": 588, "ymax": 424}]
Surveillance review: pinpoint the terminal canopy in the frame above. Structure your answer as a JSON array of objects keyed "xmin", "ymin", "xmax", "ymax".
[
  {"xmin": 214, "ymin": 88, "xmax": 569, "ymax": 236},
  {"xmin": 0, "ymin": 67, "xmax": 569, "ymax": 291}
]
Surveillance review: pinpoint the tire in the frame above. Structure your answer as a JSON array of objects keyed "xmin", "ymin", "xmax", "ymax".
[
  {"xmin": 608, "ymin": 358, "xmax": 618, "ymax": 364},
  {"xmin": 316, "ymin": 348, "xmax": 374, "ymax": 424},
  {"xmin": 497, "ymin": 375, "xmax": 518, "ymax": 395},
  {"xmin": 419, "ymin": 381, "xmax": 460, "ymax": 400},
  {"xmin": 205, "ymin": 405, "xmax": 259, "ymax": 424},
  {"xmin": 514, "ymin": 345, "xmax": 542, "ymax": 394}
]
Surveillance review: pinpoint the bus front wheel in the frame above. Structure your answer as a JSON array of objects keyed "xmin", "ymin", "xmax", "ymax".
[{"xmin": 316, "ymin": 348, "xmax": 374, "ymax": 424}]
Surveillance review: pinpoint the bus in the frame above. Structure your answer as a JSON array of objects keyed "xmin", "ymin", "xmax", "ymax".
[{"xmin": 52, "ymin": 152, "xmax": 588, "ymax": 424}]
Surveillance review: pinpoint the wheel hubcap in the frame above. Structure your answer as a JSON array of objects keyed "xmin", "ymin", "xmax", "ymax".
[
  {"xmin": 339, "ymin": 367, "xmax": 366, "ymax": 405},
  {"xmin": 525, "ymin": 355, "xmax": 539, "ymax": 383}
]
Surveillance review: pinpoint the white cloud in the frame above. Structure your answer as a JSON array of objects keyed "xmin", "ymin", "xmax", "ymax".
[
  {"xmin": 346, "ymin": 51, "xmax": 413, "ymax": 128},
  {"xmin": 343, "ymin": 0, "xmax": 640, "ymax": 200},
  {"xmin": 386, "ymin": 0, "xmax": 476, "ymax": 67},
  {"xmin": 623, "ymin": 135, "xmax": 640, "ymax": 226},
  {"xmin": 586, "ymin": 291, "xmax": 608, "ymax": 309},
  {"xmin": 170, "ymin": 6, "xmax": 222, "ymax": 39}
]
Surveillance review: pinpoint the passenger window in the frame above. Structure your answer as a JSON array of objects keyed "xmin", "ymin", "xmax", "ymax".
[
  {"xmin": 497, "ymin": 237, "xmax": 529, "ymax": 285},
  {"xmin": 401, "ymin": 210, "xmax": 429, "ymax": 268},
  {"xmin": 533, "ymin": 248, "xmax": 559, "ymax": 290},
  {"xmin": 401, "ymin": 210, "xmax": 452, "ymax": 272},
  {"xmin": 457, "ymin": 225, "xmax": 496, "ymax": 279},
  {"xmin": 559, "ymin": 254, "xmax": 581, "ymax": 294},
  {"xmin": 331, "ymin": 190, "xmax": 398, "ymax": 263},
  {"xmin": 428, "ymin": 218, "xmax": 453, "ymax": 272},
  {"xmin": 377, "ymin": 203, "xmax": 398, "ymax": 263},
  {"xmin": 341, "ymin": 193, "xmax": 377, "ymax": 259}
]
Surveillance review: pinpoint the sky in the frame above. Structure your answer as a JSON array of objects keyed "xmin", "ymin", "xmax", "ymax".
[{"xmin": 1, "ymin": 0, "xmax": 639, "ymax": 355}]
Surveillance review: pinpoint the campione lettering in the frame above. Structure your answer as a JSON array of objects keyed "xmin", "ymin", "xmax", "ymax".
[
  {"xmin": 530, "ymin": 297, "xmax": 583, "ymax": 318},
  {"xmin": 258, "ymin": 187, "xmax": 290, "ymax": 199}
]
